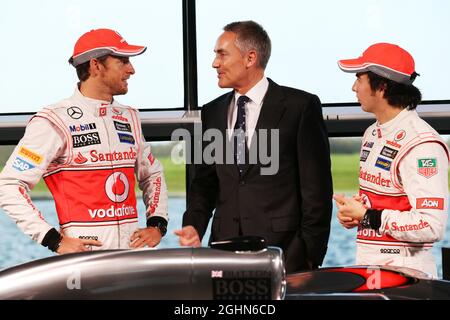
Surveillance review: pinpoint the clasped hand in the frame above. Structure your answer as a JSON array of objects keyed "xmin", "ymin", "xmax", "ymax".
[{"xmin": 333, "ymin": 194, "xmax": 367, "ymax": 229}]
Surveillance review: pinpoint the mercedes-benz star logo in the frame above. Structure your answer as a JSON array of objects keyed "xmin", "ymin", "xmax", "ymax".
[{"xmin": 67, "ymin": 106, "xmax": 83, "ymax": 119}]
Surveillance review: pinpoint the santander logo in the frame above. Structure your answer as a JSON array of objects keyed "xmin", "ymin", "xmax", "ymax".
[
  {"xmin": 105, "ymin": 172, "xmax": 129, "ymax": 203},
  {"xmin": 74, "ymin": 152, "xmax": 88, "ymax": 164}
]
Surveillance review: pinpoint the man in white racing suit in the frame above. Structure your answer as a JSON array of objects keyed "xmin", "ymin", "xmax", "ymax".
[
  {"xmin": 333, "ymin": 43, "xmax": 449, "ymax": 277},
  {"xmin": 0, "ymin": 28, "xmax": 168, "ymax": 254}
]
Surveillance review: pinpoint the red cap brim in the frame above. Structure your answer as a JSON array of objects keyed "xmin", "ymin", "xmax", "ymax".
[{"xmin": 338, "ymin": 58, "xmax": 370, "ymax": 73}]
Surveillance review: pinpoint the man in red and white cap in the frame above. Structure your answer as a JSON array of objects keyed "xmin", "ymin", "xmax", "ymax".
[
  {"xmin": 333, "ymin": 43, "xmax": 449, "ymax": 277},
  {"xmin": 0, "ymin": 28, "xmax": 168, "ymax": 254}
]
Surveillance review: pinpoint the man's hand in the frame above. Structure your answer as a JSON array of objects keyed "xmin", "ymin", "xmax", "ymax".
[
  {"xmin": 174, "ymin": 225, "xmax": 201, "ymax": 247},
  {"xmin": 130, "ymin": 227, "xmax": 162, "ymax": 248},
  {"xmin": 333, "ymin": 194, "xmax": 366, "ymax": 229},
  {"xmin": 57, "ymin": 236, "xmax": 102, "ymax": 254}
]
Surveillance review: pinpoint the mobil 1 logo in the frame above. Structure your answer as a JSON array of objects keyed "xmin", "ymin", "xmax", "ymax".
[{"xmin": 72, "ymin": 132, "xmax": 101, "ymax": 148}]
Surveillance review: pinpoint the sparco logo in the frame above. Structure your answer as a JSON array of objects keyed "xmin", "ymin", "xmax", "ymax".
[
  {"xmin": 72, "ymin": 132, "xmax": 101, "ymax": 148},
  {"xmin": 69, "ymin": 123, "xmax": 96, "ymax": 133},
  {"xmin": 380, "ymin": 248, "xmax": 400, "ymax": 254},
  {"xmin": 79, "ymin": 235, "xmax": 99, "ymax": 241},
  {"xmin": 67, "ymin": 106, "xmax": 83, "ymax": 119},
  {"xmin": 105, "ymin": 172, "xmax": 130, "ymax": 202}
]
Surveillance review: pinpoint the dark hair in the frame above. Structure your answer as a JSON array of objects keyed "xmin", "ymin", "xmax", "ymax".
[
  {"xmin": 224, "ymin": 20, "xmax": 271, "ymax": 70},
  {"xmin": 366, "ymin": 71, "xmax": 422, "ymax": 110},
  {"xmin": 72, "ymin": 55, "xmax": 109, "ymax": 81}
]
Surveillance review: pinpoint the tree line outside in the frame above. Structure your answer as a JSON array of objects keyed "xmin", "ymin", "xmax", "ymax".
[{"xmin": 1, "ymin": 136, "xmax": 449, "ymax": 195}]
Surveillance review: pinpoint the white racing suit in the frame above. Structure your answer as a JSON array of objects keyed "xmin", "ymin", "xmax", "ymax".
[
  {"xmin": 357, "ymin": 108, "xmax": 449, "ymax": 277},
  {"xmin": 0, "ymin": 88, "xmax": 168, "ymax": 250}
]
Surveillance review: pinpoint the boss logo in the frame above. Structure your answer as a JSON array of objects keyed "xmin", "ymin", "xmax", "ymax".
[
  {"xmin": 72, "ymin": 132, "xmax": 101, "ymax": 148},
  {"xmin": 211, "ymin": 270, "xmax": 272, "ymax": 300},
  {"xmin": 212, "ymin": 278, "xmax": 271, "ymax": 300}
]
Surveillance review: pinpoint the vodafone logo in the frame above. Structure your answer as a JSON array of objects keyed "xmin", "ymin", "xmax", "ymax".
[
  {"xmin": 357, "ymin": 228, "xmax": 383, "ymax": 238},
  {"xmin": 394, "ymin": 130, "xmax": 406, "ymax": 141},
  {"xmin": 360, "ymin": 193, "xmax": 372, "ymax": 208},
  {"xmin": 105, "ymin": 172, "xmax": 129, "ymax": 202}
]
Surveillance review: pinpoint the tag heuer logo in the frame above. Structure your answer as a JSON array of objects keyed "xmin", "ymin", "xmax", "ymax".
[{"xmin": 418, "ymin": 158, "xmax": 437, "ymax": 178}]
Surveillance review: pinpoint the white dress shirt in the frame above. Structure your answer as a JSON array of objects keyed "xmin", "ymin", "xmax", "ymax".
[{"xmin": 227, "ymin": 76, "xmax": 269, "ymax": 147}]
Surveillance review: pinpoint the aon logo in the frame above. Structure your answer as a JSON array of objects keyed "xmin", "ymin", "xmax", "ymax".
[{"xmin": 416, "ymin": 197, "xmax": 444, "ymax": 210}]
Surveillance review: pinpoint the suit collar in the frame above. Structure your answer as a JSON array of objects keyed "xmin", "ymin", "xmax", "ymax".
[
  {"xmin": 243, "ymin": 79, "xmax": 286, "ymax": 177},
  {"xmin": 216, "ymin": 91, "xmax": 234, "ymax": 134},
  {"xmin": 254, "ymin": 78, "xmax": 286, "ymax": 131}
]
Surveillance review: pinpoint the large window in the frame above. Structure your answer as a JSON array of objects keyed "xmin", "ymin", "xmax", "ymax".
[
  {"xmin": 0, "ymin": 1, "xmax": 183, "ymax": 113},
  {"xmin": 1, "ymin": 0, "xmax": 450, "ymax": 279},
  {"xmin": 197, "ymin": 0, "xmax": 450, "ymax": 105}
]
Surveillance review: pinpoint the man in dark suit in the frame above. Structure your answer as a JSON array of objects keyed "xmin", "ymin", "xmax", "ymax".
[{"xmin": 175, "ymin": 21, "xmax": 332, "ymax": 273}]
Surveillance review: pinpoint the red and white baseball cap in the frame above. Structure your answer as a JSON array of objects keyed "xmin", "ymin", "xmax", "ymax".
[
  {"xmin": 69, "ymin": 28, "xmax": 147, "ymax": 67},
  {"xmin": 338, "ymin": 43, "xmax": 419, "ymax": 84}
]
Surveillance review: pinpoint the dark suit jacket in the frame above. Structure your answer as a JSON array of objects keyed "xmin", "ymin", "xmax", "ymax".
[{"xmin": 183, "ymin": 79, "xmax": 333, "ymax": 273}]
